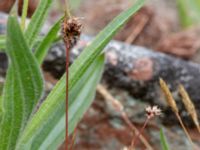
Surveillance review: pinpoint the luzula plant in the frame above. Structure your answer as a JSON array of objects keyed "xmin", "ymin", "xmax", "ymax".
[{"xmin": 0, "ymin": 0, "xmax": 146, "ymax": 149}]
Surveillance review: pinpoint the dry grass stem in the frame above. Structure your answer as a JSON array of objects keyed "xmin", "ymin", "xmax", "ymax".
[
  {"xmin": 69, "ymin": 127, "xmax": 77, "ymax": 150},
  {"xmin": 125, "ymin": 15, "xmax": 149, "ymax": 44},
  {"xmin": 159, "ymin": 78, "xmax": 195, "ymax": 148},
  {"xmin": 97, "ymin": 84, "xmax": 153, "ymax": 150},
  {"xmin": 121, "ymin": 112, "xmax": 152, "ymax": 150},
  {"xmin": 130, "ymin": 106, "xmax": 161, "ymax": 149},
  {"xmin": 159, "ymin": 78, "xmax": 178, "ymax": 113},
  {"xmin": 178, "ymin": 84, "xmax": 200, "ymax": 133},
  {"xmin": 175, "ymin": 113, "xmax": 194, "ymax": 148},
  {"xmin": 131, "ymin": 117, "xmax": 149, "ymax": 148},
  {"xmin": 97, "ymin": 84, "xmax": 123, "ymax": 112}
]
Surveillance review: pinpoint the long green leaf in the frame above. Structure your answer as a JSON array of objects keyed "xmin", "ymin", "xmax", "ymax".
[
  {"xmin": 160, "ymin": 128, "xmax": 170, "ymax": 150},
  {"xmin": 15, "ymin": 0, "xmax": 145, "ymax": 148},
  {"xmin": 16, "ymin": 55, "xmax": 104, "ymax": 150},
  {"xmin": 25, "ymin": 0, "xmax": 54, "ymax": 47},
  {"xmin": 69, "ymin": 0, "xmax": 145, "ymax": 91},
  {"xmin": 0, "ymin": 16, "xmax": 43, "ymax": 150},
  {"xmin": 69, "ymin": 55, "xmax": 104, "ymax": 134},
  {"xmin": 15, "ymin": 71, "xmax": 65, "ymax": 150},
  {"xmin": 20, "ymin": 0, "xmax": 29, "ymax": 30},
  {"xmin": 0, "ymin": 95, "xmax": 2, "ymax": 121},
  {"xmin": 34, "ymin": 18, "xmax": 62, "ymax": 64},
  {"xmin": 0, "ymin": 35, "xmax": 6, "ymax": 50}
]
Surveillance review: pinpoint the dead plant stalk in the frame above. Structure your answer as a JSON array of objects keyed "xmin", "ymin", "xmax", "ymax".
[
  {"xmin": 97, "ymin": 84, "xmax": 153, "ymax": 150},
  {"xmin": 159, "ymin": 78, "xmax": 195, "ymax": 148},
  {"xmin": 178, "ymin": 84, "xmax": 200, "ymax": 133}
]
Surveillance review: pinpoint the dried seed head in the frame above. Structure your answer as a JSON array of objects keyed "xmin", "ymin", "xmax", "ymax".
[
  {"xmin": 145, "ymin": 105, "xmax": 161, "ymax": 119},
  {"xmin": 178, "ymin": 84, "xmax": 200, "ymax": 132},
  {"xmin": 61, "ymin": 17, "xmax": 82, "ymax": 49},
  {"xmin": 159, "ymin": 80, "xmax": 195, "ymax": 146},
  {"xmin": 159, "ymin": 78, "xmax": 179, "ymax": 113}
]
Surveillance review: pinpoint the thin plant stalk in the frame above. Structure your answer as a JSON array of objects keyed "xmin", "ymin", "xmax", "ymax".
[
  {"xmin": 66, "ymin": 42, "xmax": 69, "ymax": 149},
  {"xmin": 130, "ymin": 105, "xmax": 161, "ymax": 149},
  {"xmin": 65, "ymin": 0, "xmax": 71, "ymax": 18},
  {"xmin": 175, "ymin": 113, "xmax": 194, "ymax": 148},
  {"xmin": 69, "ymin": 127, "xmax": 77, "ymax": 150},
  {"xmin": 63, "ymin": 1, "xmax": 71, "ymax": 148},
  {"xmin": 21, "ymin": 0, "xmax": 29, "ymax": 30},
  {"xmin": 131, "ymin": 117, "xmax": 149, "ymax": 148},
  {"xmin": 121, "ymin": 112, "xmax": 153, "ymax": 150},
  {"xmin": 97, "ymin": 84, "xmax": 153, "ymax": 150}
]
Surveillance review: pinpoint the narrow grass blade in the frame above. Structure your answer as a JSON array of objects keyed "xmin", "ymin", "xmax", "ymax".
[
  {"xmin": 69, "ymin": 55, "xmax": 104, "ymax": 135},
  {"xmin": 34, "ymin": 18, "xmax": 62, "ymax": 64},
  {"xmin": 160, "ymin": 128, "xmax": 170, "ymax": 150},
  {"xmin": 0, "ymin": 35, "xmax": 6, "ymax": 50},
  {"xmin": 0, "ymin": 16, "xmax": 43, "ymax": 150},
  {"xmin": 25, "ymin": 0, "xmax": 54, "ymax": 47},
  {"xmin": 20, "ymin": 0, "xmax": 29, "ymax": 30}
]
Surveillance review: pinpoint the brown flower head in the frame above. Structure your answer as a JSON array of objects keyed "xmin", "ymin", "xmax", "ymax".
[{"xmin": 61, "ymin": 17, "xmax": 82, "ymax": 49}]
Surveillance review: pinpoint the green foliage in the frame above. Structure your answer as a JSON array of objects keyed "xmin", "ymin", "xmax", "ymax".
[
  {"xmin": 176, "ymin": 0, "xmax": 200, "ymax": 27},
  {"xmin": 34, "ymin": 18, "xmax": 62, "ymax": 64},
  {"xmin": 69, "ymin": 55, "xmax": 104, "ymax": 134},
  {"xmin": 20, "ymin": 0, "xmax": 29, "ymax": 30},
  {"xmin": 25, "ymin": 0, "xmax": 54, "ymax": 47},
  {"xmin": 0, "ymin": 16, "xmax": 44, "ymax": 150},
  {"xmin": 160, "ymin": 128, "xmax": 170, "ymax": 150},
  {"xmin": 0, "ymin": 35, "xmax": 5, "ymax": 50},
  {"xmin": 68, "ymin": 0, "xmax": 145, "ymax": 135},
  {"xmin": 0, "ymin": 0, "xmax": 145, "ymax": 149},
  {"xmin": 16, "ymin": 74, "xmax": 66, "ymax": 150}
]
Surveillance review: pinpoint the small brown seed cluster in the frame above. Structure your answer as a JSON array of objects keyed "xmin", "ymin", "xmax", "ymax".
[{"xmin": 61, "ymin": 17, "xmax": 82, "ymax": 49}]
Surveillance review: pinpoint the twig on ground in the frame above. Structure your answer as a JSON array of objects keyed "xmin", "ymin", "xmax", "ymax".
[{"xmin": 125, "ymin": 15, "xmax": 149, "ymax": 44}]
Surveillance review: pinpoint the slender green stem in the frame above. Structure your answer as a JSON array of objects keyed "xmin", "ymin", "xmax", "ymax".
[
  {"xmin": 65, "ymin": 0, "xmax": 71, "ymax": 18},
  {"xmin": 21, "ymin": 0, "xmax": 29, "ymax": 30}
]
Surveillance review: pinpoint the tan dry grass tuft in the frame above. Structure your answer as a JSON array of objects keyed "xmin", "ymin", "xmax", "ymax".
[
  {"xmin": 159, "ymin": 78, "xmax": 195, "ymax": 148},
  {"xmin": 159, "ymin": 78, "xmax": 178, "ymax": 113},
  {"xmin": 178, "ymin": 84, "xmax": 200, "ymax": 133}
]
